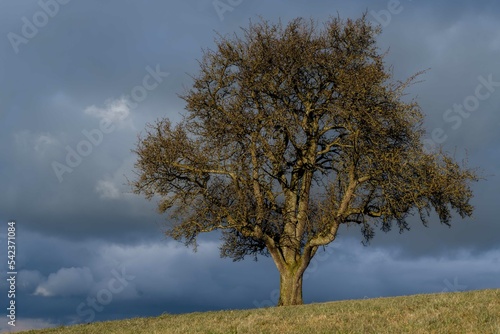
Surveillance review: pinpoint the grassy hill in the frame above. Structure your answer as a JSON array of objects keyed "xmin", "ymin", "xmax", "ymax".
[{"xmin": 22, "ymin": 289, "xmax": 499, "ymax": 334}]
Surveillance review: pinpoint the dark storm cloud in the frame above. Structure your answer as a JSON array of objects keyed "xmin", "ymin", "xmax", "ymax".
[
  {"xmin": 1, "ymin": 0, "xmax": 499, "ymax": 332},
  {"xmin": 1, "ymin": 231, "xmax": 497, "ymax": 331}
]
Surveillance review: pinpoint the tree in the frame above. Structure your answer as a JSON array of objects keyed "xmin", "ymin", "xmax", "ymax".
[{"xmin": 131, "ymin": 15, "xmax": 478, "ymax": 306}]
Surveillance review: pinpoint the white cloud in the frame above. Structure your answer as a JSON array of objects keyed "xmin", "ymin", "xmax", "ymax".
[
  {"xmin": 33, "ymin": 286, "xmax": 53, "ymax": 297},
  {"xmin": 34, "ymin": 133, "xmax": 57, "ymax": 153},
  {"xmin": 84, "ymin": 97, "xmax": 130, "ymax": 123},
  {"xmin": 95, "ymin": 159, "xmax": 138, "ymax": 200},
  {"xmin": 13, "ymin": 131, "xmax": 59, "ymax": 155},
  {"xmin": 34, "ymin": 267, "xmax": 94, "ymax": 297},
  {"xmin": 0, "ymin": 318, "xmax": 58, "ymax": 333},
  {"xmin": 95, "ymin": 179, "xmax": 121, "ymax": 199}
]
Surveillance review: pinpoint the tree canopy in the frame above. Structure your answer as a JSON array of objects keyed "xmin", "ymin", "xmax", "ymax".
[{"xmin": 132, "ymin": 14, "xmax": 478, "ymax": 306}]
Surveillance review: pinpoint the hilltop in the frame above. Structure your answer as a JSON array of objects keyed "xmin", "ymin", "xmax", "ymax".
[{"xmin": 21, "ymin": 289, "xmax": 500, "ymax": 334}]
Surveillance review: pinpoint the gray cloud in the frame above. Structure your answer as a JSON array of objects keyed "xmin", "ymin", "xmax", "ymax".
[
  {"xmin": 34, "ymin": 267, "xmax": 94, "ymax": 297},
  {"xmin": 4, "ymin": 232, "xmax": 498, "ymax": 328}
]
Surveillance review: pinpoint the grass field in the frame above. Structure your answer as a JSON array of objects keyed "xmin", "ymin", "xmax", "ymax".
[{"xmin": 21, "ymin": 289, "xmax": 500, "ymax": 334}]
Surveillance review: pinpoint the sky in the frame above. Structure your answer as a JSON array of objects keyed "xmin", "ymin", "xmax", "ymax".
[{"xmin": 0, "ymin": 0, "xmax": 499, "ymax": 332}]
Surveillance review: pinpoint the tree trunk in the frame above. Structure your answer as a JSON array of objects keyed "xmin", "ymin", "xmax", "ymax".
[{"xmin": 277, "ymin": 268, "xmax": 304, "ymax": 306}]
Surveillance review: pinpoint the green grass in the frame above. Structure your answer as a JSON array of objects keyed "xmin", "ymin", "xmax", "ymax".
[{"xmin": 22, "ymin": 289, "xmax": 500, "ymax": 334}]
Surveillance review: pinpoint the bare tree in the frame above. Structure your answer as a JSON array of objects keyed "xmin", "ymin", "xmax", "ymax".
[{"xmin": 132, "ymin": 15, "xmax": 478, "ymax": 306}]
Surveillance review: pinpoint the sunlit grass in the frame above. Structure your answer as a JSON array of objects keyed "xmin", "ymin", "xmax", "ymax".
[{"xmin": 22, "ymin": 289, "xmax": 500, "ymax": 334}]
